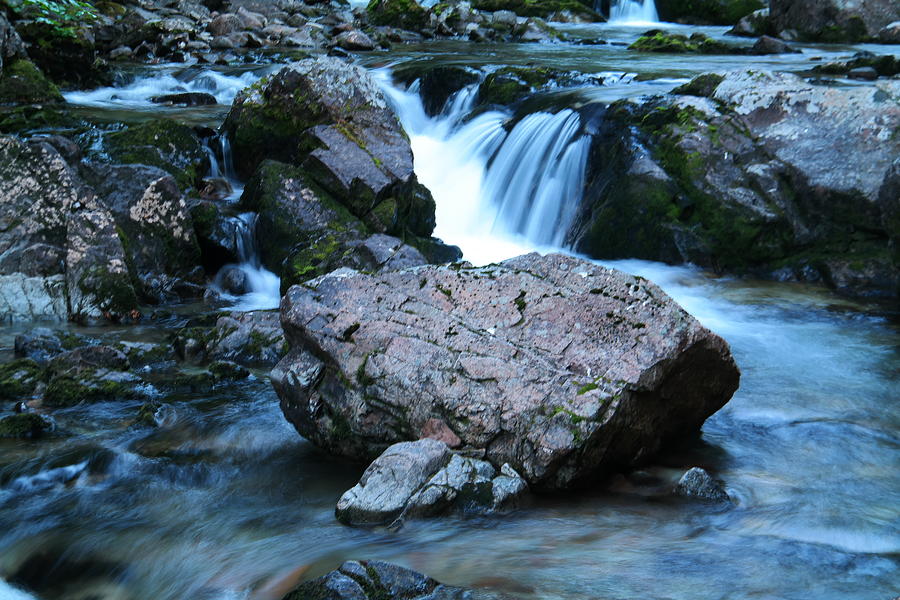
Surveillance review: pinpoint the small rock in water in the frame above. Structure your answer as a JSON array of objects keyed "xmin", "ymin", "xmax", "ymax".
[
  {"xmin": 674, "ymin": 467, "xmax": 730, "ymax": 503},
  {"xmin": 751, "ymin": 35, "xmax": 799, "ymax": 55},
  {"xmin": 333, "ymin": 30, "xmax": 375, "ymax": 51},
  {"xmin": 150, "ymin": 92, "xmax": 217, "ymax": 106},
  {"xmin": 848, "ymin": 67, "xmax": 879, "ymax": 81},
  {"xmin": 335, "ymin": 439, "xmax": 527, "ymax": 527},
  {"xmin": 217, "ymin": 265, "xmax": 250, "ymax": 296},
  {"xmin": 0, "ymin": 413, "xmax": 53, "ymax": 438}
]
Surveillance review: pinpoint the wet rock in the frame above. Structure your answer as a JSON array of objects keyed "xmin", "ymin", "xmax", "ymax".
[
  {"xmin": 283, "ymin": 560, "xmax": 471, "ymax": 600},
  {"xmin": 879, "ymin": 20, "xmax": 900, "ymax": 43},
  {"xmin": 655, "ymin": 0, "xmax": 765, "ymax": 26},
  {"xmin": 102, "ymin": 119, "xmax": 210, "ymax": 190},
  {"xmin": 848, "ymin": 66, "xmax": 879, "ymax": 81},
  {"xmin": 333, "ymin": 30, "xmax": 375, "ymax": 51},
  {"xmin": 477, "ymin": 65, "xmax": 588, "ymax": 106},
  {"xmin": 674, "ymin": 467, "xmax": 730, "ymax": 502},
  {"xmin": 367, "ymin": 0, "xmax": 430, "ymax": 31},
  {"xmin": 273, "ymin": 252, "xmax": 740, "ymax": 490},
  {"xmin": 0, "ymin": 136, "xmax": 86, "ymax": 321},
  {"xmin": 175, "ymin": 310, "xmax": 286, "ymax": 367},
  {"xmin": 811, "ymin": 53, "xmax": 900, "ymax": 78},
  {"xmin": 216, "ymin": 264, "xmax": 250, "ymax": 295},
  {"xmin": 150, "ymin": 92, "xmax": 218, "ymax": 106},
  {"xmin": 43, "ymin": 368, "xmax": 141, "ymax": 407},
  {"xmin": 770, "ymin": 0, "xmax": 900, "ymax": 42},
  {"xmin": 135, "ymin": 400, "xmax": 168, "ymax": 427},
  {"xmin": 14, "ymin": 328, "xmax": 65, "ymax": 364},
  {"xmin": 208, "ymin": 359, "xmax": 250, "ymax": 380},
  {"xmin": 0, "ymin": 412, "xmax": 53, "ymax": 438},
  {"xmin": 31, "ymin": 135, "xmax": 82, "ymax": 166},
  {"xmin": 728, "ymin": 8, "xmax": 772, "ymax": 37},
  {"xmin": 393, "ymin": 64, "xmax": 480, "ymax": 117},
  {"xmin": 0, "ymin": 59, "xmax": 62, "ymax": 105},
  {"xmin": 0, "ymin": 359, "xmax": 44, "ymax": 400},
  {"xmin": 48, "ymin": 345, "xmax": 130, "ymax": 375},
  {"xmin": 209, "ymin": 13, "xmax": 243, "ymax": 35},
  {"xmin": 750, "ymin": 35, "xmax": 798, "ymax": 55},
  {"xmin": 85, "ymin": 163, "xmax": 204, "ymax": 304},
  {"xmin": 223, "ymin": 58, "xmax": 436, "ymax": 245},
  {"xmin": 571, "ymin": 70, "xmax": 900, "ymax": 299},
  {"xmin": 630, "ymin": 31, "xmax": 738, "ymax": 53},
  {"xmin": 189, "ymin": 201, "xmax": 244, "ymax": 271},
  {"xmin": 346, "ymin": 234, "xmax": 428, "ymax": 273},
  {"xmin": 0, "ymin": 13, "xmax": 26, "ymax": 74},
  {"xmin": 65, "ymin": 207, "xmax": 139, "ymax": 320},
  {"xmin": 336, "ymin": 439, "xmax": 527, "ymax": 526}
]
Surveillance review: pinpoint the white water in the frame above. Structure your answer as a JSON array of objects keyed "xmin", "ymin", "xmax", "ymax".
[
  {"xmin": 64, "ymin": 68, "xmax": 268, "ymax": 108},
  {"xmin": 378, "ymin": 73, "xmax": 590, "ymax": 265},
  {"xmin": 608, "ymin": 0, "xmax": 659, "ymax": 25}
]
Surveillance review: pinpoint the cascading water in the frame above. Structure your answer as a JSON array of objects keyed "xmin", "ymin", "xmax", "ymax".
[
  {"xmin": 205, "ymin": 137, "xmax": 281, "ymax": 310},
  {"xmin": 378, "ymin": 72, "xmax": 591, "ymax": 264},
  {"xmin": 608, "ymin": 0, "xmax": 659, "ymax": 24}
]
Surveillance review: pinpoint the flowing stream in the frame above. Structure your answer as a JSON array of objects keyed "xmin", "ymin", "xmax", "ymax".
[{"xmin": 2, "ymin": 21, "xmax": 898, "ymax": 600}]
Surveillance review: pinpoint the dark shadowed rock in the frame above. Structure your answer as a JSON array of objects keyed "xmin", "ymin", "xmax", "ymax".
[
  {"xmin": 223, "ymin": 57, "xmax": 436, "ymax": 243},
  {"xmin": 674, "ymin": 467, "xmax": 730, "ymax": 502},
  {"xmin": 335, "ymin": 439, "xmax": 527, "ymax": 526},
  {"xmin": 333, "ymin": 30, "xmax": 375, "ymax": 51},
  {"xmin": 770, "ymin": 0, "xmax": 900, "ymax": 42},
  {"xmin": 14, "ymin": 328, "xmax": 65, "ymax": 364},
  {"xmin": 728, "ymin": 8, "xmax": 772, "ymax": 37},
  {"xmin": 282, "ymin": 560, "xmax": 478, "ymax": 600},
  {"xmin": 750, "ymin": 35, "xmax": 798, "ymax": 55},
  {"xmin": 570, "ymin": 70, "xmax": 900, "ymax": 298},
  {"xmin": 273, "ymin": 252, "xmax": 740, "ymax": 490},
  {"xmin": 150, "ymin": 92, "xmax": 218, "ymax": 106},
  {"xmin": 0, "ymin": 413, "xmax": 53, "ymax": 439}
]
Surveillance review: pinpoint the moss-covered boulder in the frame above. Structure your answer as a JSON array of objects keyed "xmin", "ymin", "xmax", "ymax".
[
  {"xmin": 367, "ymin": 0, "xmax": 430, "ymax": 30},
  {"xmin": 103, "ymin": 120, "xmax": 209, "ymax": 191},
  {"xmin": 0, "ymin": 412, "xmax": 53, "ymax": 438},
  {"xmin": 770, "ymin": 0, "xmax": 900, "ymax": 42},
  {"xmin": 0, "ymin": 59, "xmax": 63, "ymax": 105},
  {"xmin": 568, "ymin": 70, "xmax": 900, "ymax": 299},
  {"xmin": 471, "ymin": 0, "xmax": 601, "ymax": 21},
  {"xmin": 43, "ymin": 345, "xmax": 140, "ymax": 407},
  {"xmin": 477, "ymin": 66, "xmax": 584, "ymax": 106},
  {"xmin": 0, "ymin": 359, "xmax": 43, "ymax": 399},
  {"xmin": 12, "ymin": 21, "xmax": 112, "ymax": 89},
  {"xmin": 812, "ymin": 53, "xmax": 900, "ymax": 78},
  {"xmin": 223, "ymin": 57, "xmax": 438, "ymax": 247},
  {"xmin": 629, "ymin": 31, "xmax": 737, "ymax": 53},
  {"xmin": 655, "ymin": 0, "xmax": 765, "ymax": 25}
]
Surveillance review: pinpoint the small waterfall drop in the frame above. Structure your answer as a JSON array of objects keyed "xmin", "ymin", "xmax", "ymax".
[
  {"xmin": 205, "ymin": 138, "xmax": 281, "ymax": 310},
  {"xmin": 378, "ymin": 71, "xmax": 591, "ymax": 264},
  {"xmin": 609, "ymin": 0, "xmax": 659, "ymax": 24}
]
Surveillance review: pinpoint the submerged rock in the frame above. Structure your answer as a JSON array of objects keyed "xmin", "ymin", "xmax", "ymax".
[
  {"xmin": 273, "ymin": 252, "xmax": 740, "ymax": 490},
  {"xmin": 674, "ymin": 467, "xmax": 730, "ymax": 502},
  {"xmin": 336, "ymin": 439, "xmax": 527, "ymax": 526},
  {"xmin": 0, "ymin": 412, "xmax": 53, "ymax": 438},
  {"xmin": 571, "ymin": 70, "xmax": 900, "ymax": 299},
  {"xmin": 282, "ymin": 560, "xmax": 473, "ymax": 600}
]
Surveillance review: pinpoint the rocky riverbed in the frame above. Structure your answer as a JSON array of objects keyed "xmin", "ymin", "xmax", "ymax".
[{"xmin": 0, "ymin": 0, "xmax": 898, "ymax": 598}]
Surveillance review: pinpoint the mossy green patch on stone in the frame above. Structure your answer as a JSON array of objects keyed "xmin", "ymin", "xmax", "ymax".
[
  {"xmin": 630, "ymin": 32, "xmax": 736, "ymax": 54},
  {"xmin": 0, "ymin": 359, "xmax": 44, "ymax": 400},
  {"xmin": 367, "ymin": 0, "xmax": 429, "ymax": 30},
  {"xmin": 672, "ymin": 73, "xmax": 725, "ymax": 97},
  {"xmin": 104, "ymin": 119, "xmax": 208, "ymax": 190},
  {"xmin": 0, "ymin": 59, "xmax": 64, "ymax": 105},
  {"xmin": 0, "ymin": 413, "xmax": 53, "ymax": 438},
  {"xmin": 43, "ymin": 372, "xmax": 137, "ymax": 407}
]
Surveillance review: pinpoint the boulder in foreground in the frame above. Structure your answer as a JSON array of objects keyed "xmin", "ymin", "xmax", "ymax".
[{"xmin": 272, "ymin": 253, "xmax": 740, "ymax": 490}]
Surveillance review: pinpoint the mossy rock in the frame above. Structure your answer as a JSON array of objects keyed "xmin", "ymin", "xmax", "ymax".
[
  {"xmin": 672, "ymin": 73, "xmax": 725, "ymax": 97},
  {"xmin": 629, "ymin": 31, "xmax": 737, "ymax": 54},
  {"xmin": 43, "ymin": 371, "xmax": 139, "ymax": 407},
  {"xmin": 471, "ymin": 0, "xmax": 601, "ymax": 21},
  {"xmin": 655, "ymin": 0, "xmax": 765, "ymax": 25},
  {"xmin": 208, "ymin": 360, "xmax": 250, "ymax": 381},
  {"xmin": 0, "ymin": 413, "xmax": 53, "ymax": 438},
  {"xmin": 367, "ymin": 0, "xmax": 430, "ymax": 30},
  {"xmin": 812, "ymin": 54, "xmax": 900, "ymax": 78},
  {"xmin": 0, "ymin": 104, "xmax": 83, "ymax": 134},
  {"xmin": 0, "ymin": 59, "xmax": 63, "ymax": 105},
  {"xmin": 0, "ymin": 359, "xmax": 44, "ymax": 400},
  {"xmin": 135, "ymin": 400, "xmax": 164, "ymax": 426},
  {"xmin": 104, "ymin": 119, "xmax": 209, "ymax": 190},
  {"xmin": 478, "ymin": 66, "xmax": 579, "ymax": 106}
]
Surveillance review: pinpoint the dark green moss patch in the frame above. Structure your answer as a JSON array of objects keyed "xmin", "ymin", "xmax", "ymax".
[
  {"xmin": 0, "ymin": 60, "xmax": 64, "ymax": 105},
  {"xmin": 0, "ymin": 413, "xmax": 53, "ymax": 438}
]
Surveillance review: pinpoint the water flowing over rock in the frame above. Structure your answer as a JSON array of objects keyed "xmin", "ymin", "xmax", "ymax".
[
  {"xmin": 674, "ymin": 467, "xmax": 730, "ymax": 502},
  {"xmin": 770, "ymin": 0, "xmax": 900, "ymax": 42},
  {"xmin": 570, "ymin": 70, "xmax": 900, "ymax": 298},
  {"xmin": 272, "ymin": 252, "xmax": 739, "ymax": 490},
  {"xmin": 335, "ymin": 439, "xmax": 527, "ymax": 526}
]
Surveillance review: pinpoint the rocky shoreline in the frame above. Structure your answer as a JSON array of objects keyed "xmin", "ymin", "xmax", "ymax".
[{"xmin": 1, "ymin": 0, "xmax": 898, "ymax": 598}]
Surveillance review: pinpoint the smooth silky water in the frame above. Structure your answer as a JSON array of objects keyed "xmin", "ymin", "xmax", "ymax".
[{"xmin": 2, "ymin": 17, "xmax": 898, "ymax": 600}]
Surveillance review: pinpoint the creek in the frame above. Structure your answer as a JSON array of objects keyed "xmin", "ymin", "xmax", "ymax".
[{"xmin": 1, "ymin": 18, "xmax": 898, "ymax": 600}]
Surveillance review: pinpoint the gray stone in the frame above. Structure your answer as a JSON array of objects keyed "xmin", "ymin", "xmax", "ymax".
[
  {"xmin": 750, "ymin": 35, "xmax": 798, "ymax": 55},
  {"xmin": 282, "ymin": 561, "xmax": 471, "ymax": 600},
  {"xmin": 674, "ymin": 467, "xmax": 730, "ymax": 502},
  {"xmin": 274, "ymin": 252, "xmax": 740, "ymax": 490},
  {"xmin": 770, "ymin": 0, "xmax": 900, "ymax": 41},
  {"xmin": 14, "ymin": 328, "xmax": 65, "ymax": 364},
  {"xmin": 878, "ymin": 20, "xmax": 900, "ymax": 42},
  {"xmin": 728, "ymin": 8, "xmax": 770, "ymax": 37},
  {"xmin": 333, "ymin": 30, "xmax": 375, "ymax": 51},
  {"xmin": 848, "ymin": 66, "xmax": 879, "ymax": 80}
]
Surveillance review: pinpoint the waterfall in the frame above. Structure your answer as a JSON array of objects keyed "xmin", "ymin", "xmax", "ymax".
[
  {"xmin": 378, "ymin": 71, "xmax": 591, "ymax": 265},
  {"xmin": 206, "ymin": 138, "xmax": 281, "ymax": 310},
  {"xmin": 609, "ymin": 0, "xmax": 659, "ymax": 24}
]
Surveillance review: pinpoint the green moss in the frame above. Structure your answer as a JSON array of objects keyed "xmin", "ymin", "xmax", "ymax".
[
  {"xmin": 576, "ymin": 382, "xmax": 598, "ymax": 395},
  {"xmin": 0, "ymin": 413, "xmax": 53, "ymax": 438},
  {"xmin": 629, "ymin": 32, "xmax": 736, "ymax": 54},
  {"xmin": 76, "ymin": 264, "xmax": 138, "ymax": 318},
  {"xmin": 135, "ymin": 400, "xmax": 162, "ymax": 426},
  {"xmin": 367, "ymin": 0, "xmax": 429, "ymax": 30},
  {"xmin": 208, "ymin": 360, "xmax": 250, "ymax": 380},
  {"xmin": 44, "ymin": 372, "xmax": 136, "ymax": 407},
  {"xmin": 672, "ymin": 73, "xmax": 725, "ymax": 97},
  {"xmin": 104, "ymin": 119, "xmax": 207, "ymax": 190},
  {"xmin": 0, "ymin": 359, "xmax": 44, "ymax": 399},
  {"xmin": 0, "ymin": 59, "xmax": 64, "ymax": 105}
]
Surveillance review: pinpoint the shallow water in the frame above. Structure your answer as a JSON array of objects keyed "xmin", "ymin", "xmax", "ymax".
[{"xmin": 3, "ymin": 20, "xmax": 899, "ymax": 600}]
